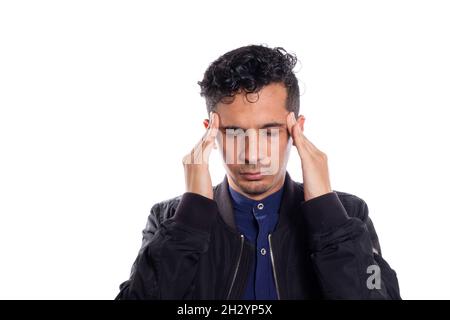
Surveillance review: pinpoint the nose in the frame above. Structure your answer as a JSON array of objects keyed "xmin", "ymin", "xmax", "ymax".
[
  {"xmin": 244, "ymin": 129, "xmax": 259, "ymax": 165},
  {"xmin": 231, "ymin": 129, "xmax": 274, "ymax": 165}
]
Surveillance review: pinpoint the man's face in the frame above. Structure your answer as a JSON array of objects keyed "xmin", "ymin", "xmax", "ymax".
[{"xmin": 214, "ymin": 82, "xmax": 294, "ymax": 199}]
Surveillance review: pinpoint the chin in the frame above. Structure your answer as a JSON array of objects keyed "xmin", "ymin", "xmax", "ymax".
[{"xmin": 236, "ymin": 176, "xmax": 273, "ymax": 195}]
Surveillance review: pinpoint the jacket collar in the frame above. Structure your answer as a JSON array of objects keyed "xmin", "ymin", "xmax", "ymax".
[{"xmin": 213, "ymin": 171, "xmax": 303, "ymax": 232}]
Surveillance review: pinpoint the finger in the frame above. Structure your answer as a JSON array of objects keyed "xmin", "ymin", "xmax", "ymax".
[
  {"xmin": 203, "ymin": 112, "xmax": 219, "ymax": 154},
  {"xmin": 192, "ymin": 112, "xmax": 218, "ymax": 164},
  {"xmin": 211, "ymin": 113, "xmax": 219, "ymax": 149},
  {"xmin": 194, "ymin": 112, "xmax": 216, "ymax": 148},
  {"xmin": 286, "ymin": 112, "xmax": 294, "ymax": 137},
  {"xmin": 291, "ymin": 122, "xmax": 307, "ymax": 158},
  {"xmin": 287, "ymin": 112, "xmax": 305, "ymax": 148},
  {"xmin": 209, "ymin": 111, "xmax": 219, "ymax": 137},
  {"xmin": 184, "ymin": 112, "xmax": 215, "ymax": 165},
  {"xmin": 203, "ymin": 112, "xmax": 219, "ymax": 145}
]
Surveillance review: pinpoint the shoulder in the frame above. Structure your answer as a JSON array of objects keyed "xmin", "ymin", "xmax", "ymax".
[
  {"xmin": 144, "ymin": 194, "xmax": 183, "ymax": 231},
  {"xmin": 334, "ymin": 189, "xmax": 369, "ymax": 221},
  {"xmin": 147, "ymin": 184, "xmax": 222, "ymax": 227},
  {"xmin": 293, "ymin": 181, "xmax": 369, "ymax": 221}
]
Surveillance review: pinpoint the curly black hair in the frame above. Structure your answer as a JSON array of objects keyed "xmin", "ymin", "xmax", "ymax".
[{"xmin": 197, "ymin": 44, "xmax": 300, "ymax": 116}]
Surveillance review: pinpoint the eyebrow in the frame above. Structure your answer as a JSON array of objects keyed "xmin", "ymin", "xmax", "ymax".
[{"xmin": 220, "ymin": 122, "xmax": 286, "ymax": 131}]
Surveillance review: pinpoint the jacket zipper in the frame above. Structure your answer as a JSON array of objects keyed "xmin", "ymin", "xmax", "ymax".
[
  {"xmin": 226, "ymin": 234, "xmax": 244, "ymax": 300},
  {"xmin": 268, "ymin": 233, "xmax": 281, "ymax": 299}
]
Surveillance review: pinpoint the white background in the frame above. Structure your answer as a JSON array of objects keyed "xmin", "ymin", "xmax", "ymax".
[{"xmin": 1, "ymin": 0, "xmax": 449, "ymax": 299}]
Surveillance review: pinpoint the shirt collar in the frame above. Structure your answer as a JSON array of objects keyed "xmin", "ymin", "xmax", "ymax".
[{"xmin": 228, "ymin": 183, "xmax": 284, "ymax": 216}]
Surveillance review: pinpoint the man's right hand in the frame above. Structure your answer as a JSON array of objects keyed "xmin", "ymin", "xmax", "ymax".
[{"xmin": 182, "ymin": 112, "xmax": 219, "ymax": 200}]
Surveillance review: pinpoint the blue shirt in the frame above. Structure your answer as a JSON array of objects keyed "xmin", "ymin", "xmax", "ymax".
[{"xmin": 228, "ymin": 184, "xmax": 284, "ymax": 300}]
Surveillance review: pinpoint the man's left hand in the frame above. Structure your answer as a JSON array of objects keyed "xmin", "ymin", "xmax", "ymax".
[{"xmin": 287, "ymin": 112, "xmax": 333, "ymax": 202}]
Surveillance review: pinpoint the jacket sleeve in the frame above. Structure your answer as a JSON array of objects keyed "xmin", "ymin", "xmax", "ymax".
[
  {"xmin": 301, "ymin": 192, "xmax": 401, "ymax": 299},
  {"xmin": 115, "ymin": 192, "xmax": 218, "ymax": 299}
]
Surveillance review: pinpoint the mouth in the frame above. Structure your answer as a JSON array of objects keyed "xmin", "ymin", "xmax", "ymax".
[{"xmin": 240, "ymin": 171, "xmax": 264, "ymax": 181}]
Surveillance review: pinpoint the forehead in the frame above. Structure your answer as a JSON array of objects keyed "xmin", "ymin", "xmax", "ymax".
[{"xmin": 216, "ymin": 83, "xmax": 289, "ymax": 128}]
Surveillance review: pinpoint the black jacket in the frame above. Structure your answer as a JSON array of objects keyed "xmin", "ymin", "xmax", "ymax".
[{"xmin": 116, "ymin": 172, "xmax": 401, "ymax": 299}]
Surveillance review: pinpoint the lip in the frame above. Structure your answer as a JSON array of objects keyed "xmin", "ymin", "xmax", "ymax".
[{"xmin": 240, "ymin": 172, "xmax": 263, "ymax": 181}]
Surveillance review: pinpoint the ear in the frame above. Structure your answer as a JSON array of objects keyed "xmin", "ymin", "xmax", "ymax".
[
  {"xmin": 203, "ymin": 117, "xmax": 218, "ymax": 149},
  {"xmin": 297, "ymin": 114, "xmax": 306, "ymax": 132}
]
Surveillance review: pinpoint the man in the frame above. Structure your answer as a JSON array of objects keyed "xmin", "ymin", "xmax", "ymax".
[{"xmin": 116, "ymin": 44, "xmax": 401, "ymax": 299}]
